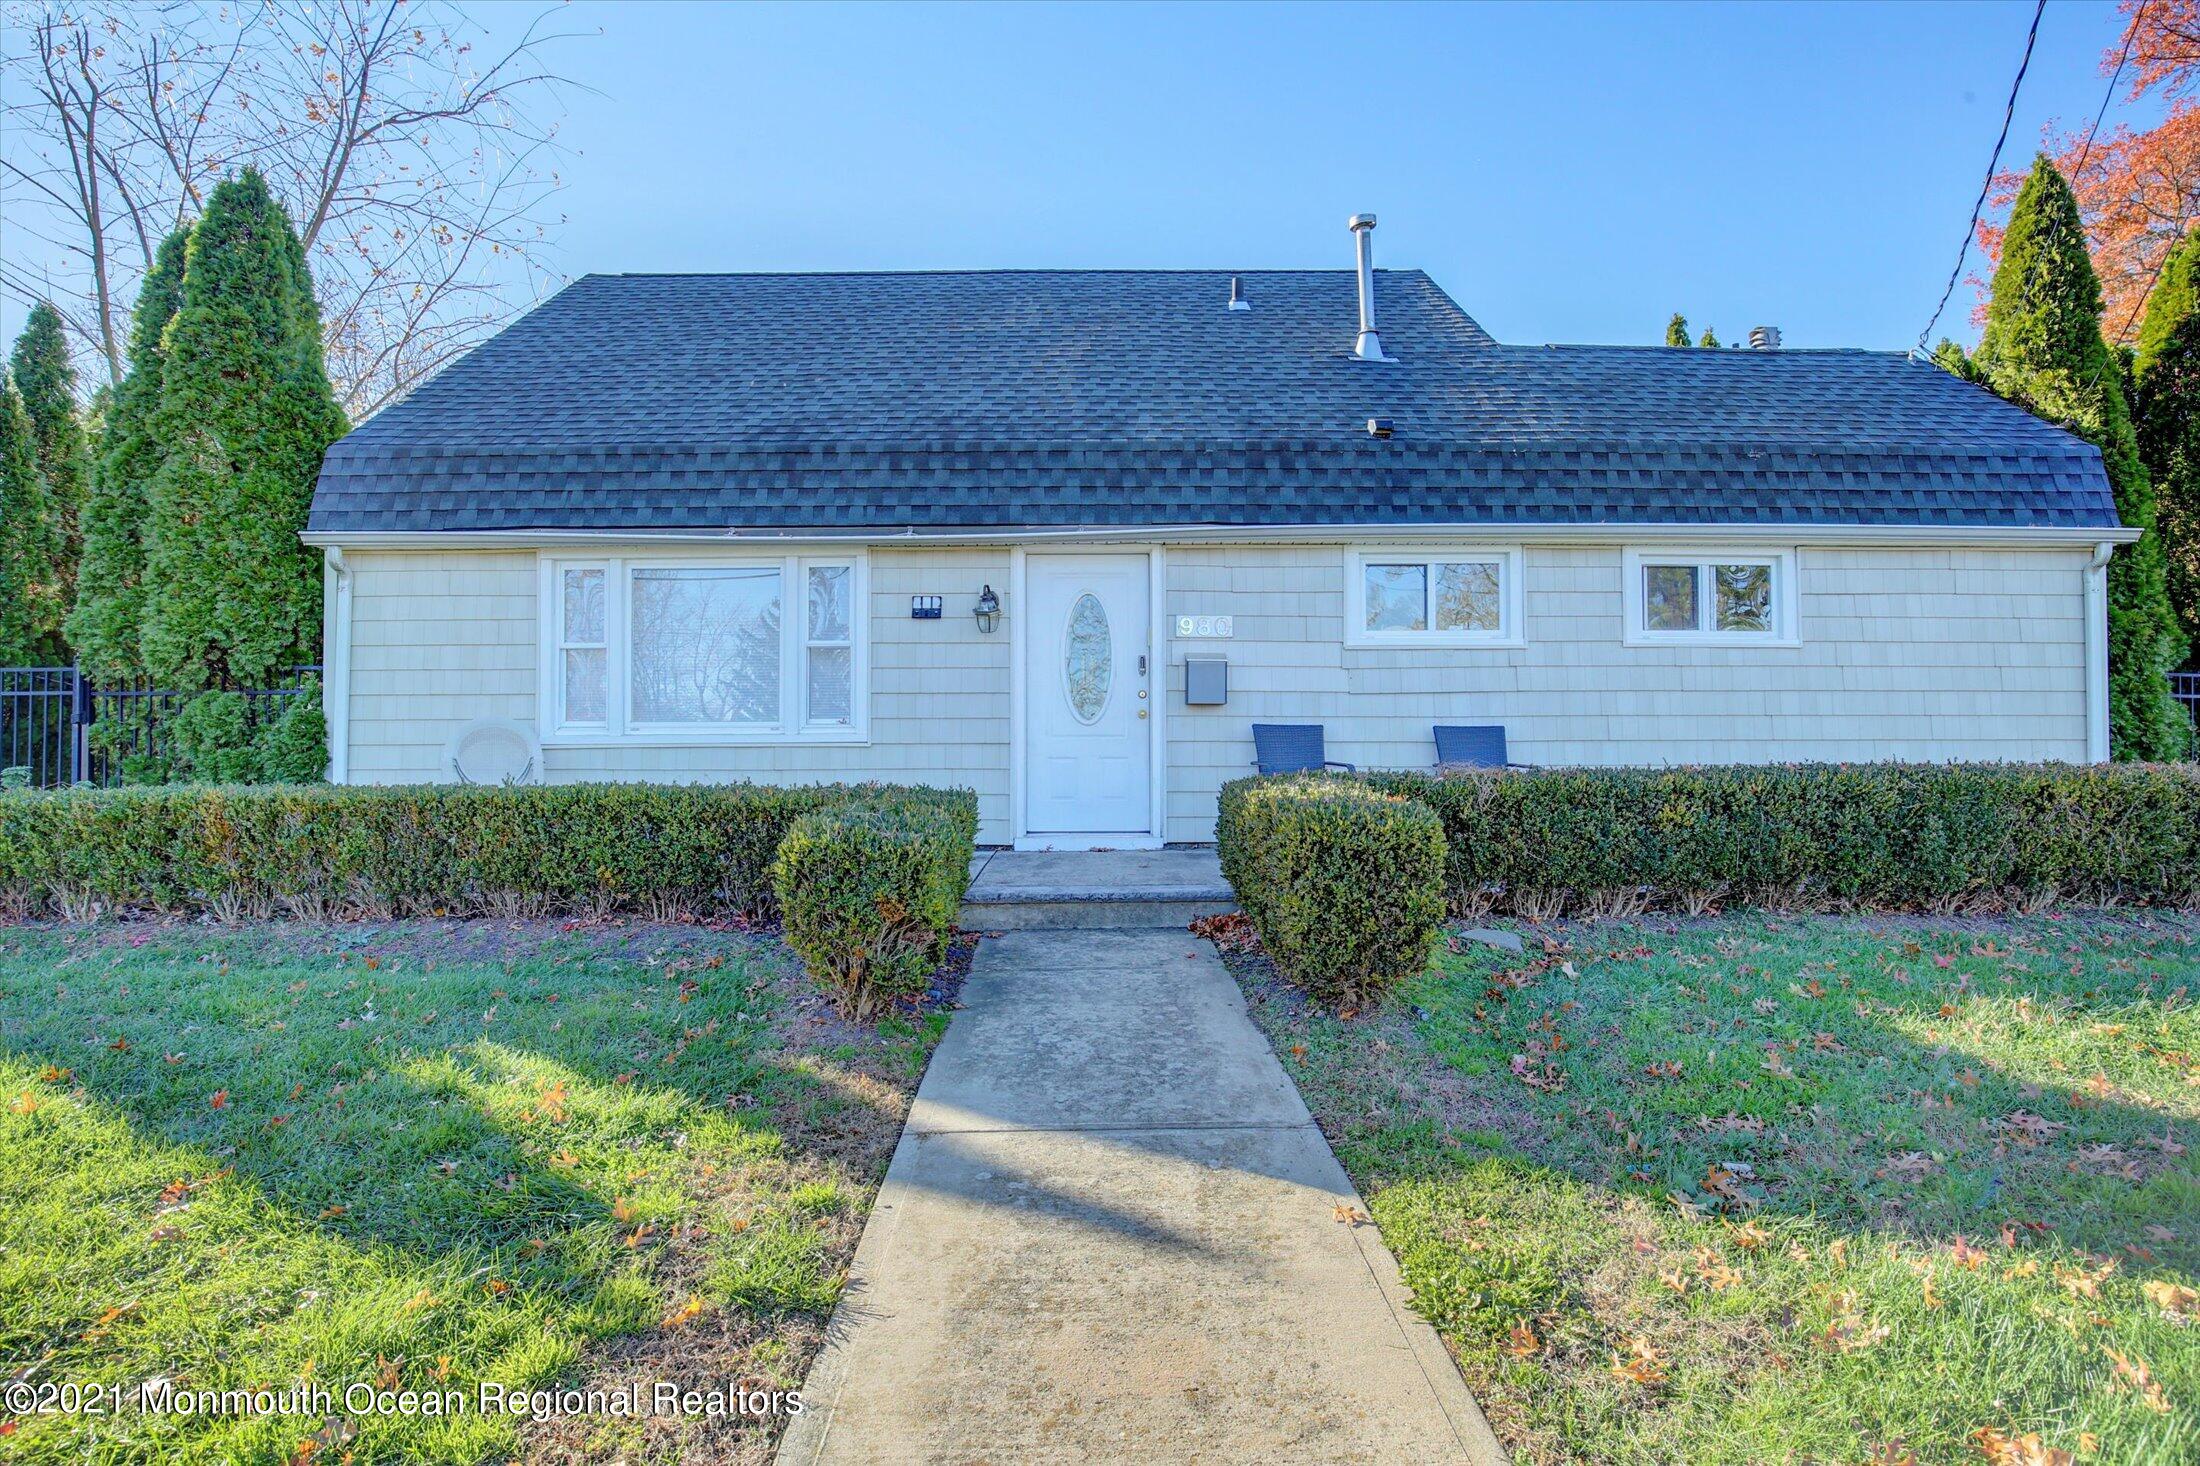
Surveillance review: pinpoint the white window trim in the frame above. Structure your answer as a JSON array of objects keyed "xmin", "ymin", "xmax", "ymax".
[
  {"xmin": 1622, "ymin": 546, "xmax": 1799, "ymax": 647},
  {"xmin": 1343, "ymin": 546, "xmax": 1525, "ymax": 648},
  {"xmin": 537, "ymin": 551, "xmax": 869, "ymax": 746}
]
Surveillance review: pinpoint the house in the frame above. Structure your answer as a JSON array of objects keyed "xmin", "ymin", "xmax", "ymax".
[{"xmin": 304, "ymin": 217, "xmax": 2133, "ymax": 849}]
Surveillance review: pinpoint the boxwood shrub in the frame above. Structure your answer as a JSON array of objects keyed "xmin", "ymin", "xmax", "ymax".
[
  {"xmin": 1363, "ymin": 762, "xmax": 2200, "ymax": 918},
  {"xmin": 1216, "ymin": 773, "xmax": 1446, "ymax": 1011},
  {"xmin": 771, "ymin": 802, "xmax": 973, "ymax": 1020},
  {"xmin": 0, "ymin": 780, "xmax": 977, "ymax": 923}
]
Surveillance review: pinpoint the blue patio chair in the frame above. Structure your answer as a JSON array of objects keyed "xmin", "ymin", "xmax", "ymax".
[
  {"xmin": 1433, "ymin": 724, "xmax": 1529, "ymax": 769},
  {"xmin": 1251, "ymin": 723, "xmax": 1355, "ymax": 775}
]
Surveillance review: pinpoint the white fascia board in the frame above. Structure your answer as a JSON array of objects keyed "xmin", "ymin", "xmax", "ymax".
[{"xmin": 302, "ymin": 521, "xmax": 2144, "ymax": 552}]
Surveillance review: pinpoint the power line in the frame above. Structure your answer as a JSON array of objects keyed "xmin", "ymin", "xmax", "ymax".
[
  {"xmin": 2075, "ymin": 0, "xmax": 2147, "ymax": 189},
  {"xmin": 1915, "ymin": 0, "xmax": 2046, "ymax": 357}
]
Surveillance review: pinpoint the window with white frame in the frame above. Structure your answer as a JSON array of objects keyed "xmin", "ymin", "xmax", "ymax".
[
  {"xmin": 543, "ymin": 555, "xmax": 866, "ymax": 741},
  {"xmin": 1623, "ymin": 548, "xmax": 1796, "ymax": 645},
  {"xmin": 1344, "ymin": 548, "xmax": 1522, "ymax": 647}
]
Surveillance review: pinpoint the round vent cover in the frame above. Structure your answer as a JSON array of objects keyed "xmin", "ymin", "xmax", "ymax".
[{"xmin": 446, "ymin": 719, "xmax": 541, "ymax": 786}]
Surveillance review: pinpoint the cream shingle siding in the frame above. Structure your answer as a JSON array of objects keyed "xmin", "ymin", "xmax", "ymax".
[
  {"xmin": 342, "ymin": 548, "xmax": 1010, "ymax": 834},
  {"xmin": 339, "ymin": 542, "xmax": 2090, "ymax": 847},
  {"xmin": 1161, "ymin": 544, "xmax": 2088, "ymax": 841}
]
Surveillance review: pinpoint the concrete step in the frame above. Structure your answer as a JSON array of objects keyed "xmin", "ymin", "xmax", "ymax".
[{"xmin": 960, "ymin": 848, "xmax": 1238, "ymax": 930}]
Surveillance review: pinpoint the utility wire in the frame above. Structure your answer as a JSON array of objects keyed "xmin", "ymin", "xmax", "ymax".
[
  {"xmin": 2074, "ymin": 0, "xmax": 2145, "ymax": 186},
  {"xmin": 1915, "ymin": 0, "xmax": 2046, "ymax": 357}
]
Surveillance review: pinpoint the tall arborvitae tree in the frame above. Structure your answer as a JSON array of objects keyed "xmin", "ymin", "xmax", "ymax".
[
  {"xmin": 1977, "ymin": 156, "xmax": 2189, "ymax": 758},
  {"xmin": 2134, "ymin": 230, "xmax": 2200, "ymax": 651},
  {"xmin": 1931, "ymin": 337, "xmax": 1984, "ymax": 383},
  {"xmin": 0, "ymin": 379, "xmax": 49, "ymax": 664},
  {"xmin": 6, "ymin": 304, "xmax": 84, "ymax": 659},
  {"xmin": 69, "ymin": 229, "xmax": 188, "ymax": 679},
  {"xmin": 143, "ymin": 171, "xmax": 346, "ymax": 691},
  {"xmin": 1665, "ymin": 313, "xmax": 1692, "ymax": 347},
  {"xmin": 1698, "ymin": 326, "xmax": 1720, "ymax": 349}
]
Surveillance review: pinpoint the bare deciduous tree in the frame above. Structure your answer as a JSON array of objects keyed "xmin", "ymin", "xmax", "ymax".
[{"xmin": 2, "ymin": 0, "xmax": 582, "ymax": 418}]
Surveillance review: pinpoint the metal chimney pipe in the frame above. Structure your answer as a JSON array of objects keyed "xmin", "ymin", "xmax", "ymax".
[{"xmin": 1349, "ymin": 214, "xmax": 1388, "ymax": 361}]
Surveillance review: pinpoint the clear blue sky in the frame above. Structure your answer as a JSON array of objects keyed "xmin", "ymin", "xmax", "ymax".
[
  {"xmin": 0, "ymin": 1, "xmax": 2160, "ymax": 355},
  {"xmin": 500, "ymin": 0, "xmax": 2149, "ymax": 352}
]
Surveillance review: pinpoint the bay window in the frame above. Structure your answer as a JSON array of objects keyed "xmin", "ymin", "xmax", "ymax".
[
  {"xmin": 1623, "ymin": 548, "xmax": 1797, "ymax": 646},
  {"xmin": 542, "ymin": 554, "xmax": 866, "ymax": 741}
]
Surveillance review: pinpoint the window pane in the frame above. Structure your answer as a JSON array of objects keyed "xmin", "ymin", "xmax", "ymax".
[
  {"xmin": 1714, "ymin": 563, "xmax": 1772, "ymax": 632},
  {"xmin": 631, "ymin": 567, "xmax": 781, "ymax": 724},
  {"xmin": 1435, "ymin": 561, "xmax": 1501, "ymax": 632},
  {"xmin": 1364, "ymin": 563, "xmax": 1427, "ymax": 631},
  {"xmin": 562, "ymin": 568, "xmax": 604, "ymax": 643},
  {"xmin": 808, "ymin": 645, "xmax": 852, "ymax": 723},
  {"xmin": 1643, "ymin": 564, "xmax": 1699, "ymax": 631},
  {"xmin": 807, "ymin": 565, "xmax": 851, "ymax": 641},
  {"xmin": 563, "ymin": 647, "xmax": 606, "ymax": 724}
]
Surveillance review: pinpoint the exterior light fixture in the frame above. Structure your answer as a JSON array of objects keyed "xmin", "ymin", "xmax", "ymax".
[{"xmin": 973, "ymin": 585, "xmax": 1001, "ymax": 634}]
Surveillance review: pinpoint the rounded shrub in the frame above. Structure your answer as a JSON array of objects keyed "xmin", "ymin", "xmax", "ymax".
[
  {"xmin": 1217, "ymin": 773, "xmax": 1446, "ymax": 1012},
  {"xmin": 771, "ymin": 802, "xmax": 972, "ymax": 1021}
]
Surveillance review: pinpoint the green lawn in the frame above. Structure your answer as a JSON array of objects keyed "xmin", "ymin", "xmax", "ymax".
[
  {"xmin": 0, "ymin": 919, "xmax": 948, "ymax": 1464},
  {"xmin": 1230, "ymin": 913, "xmax": 2200, "ymax": 1466}
]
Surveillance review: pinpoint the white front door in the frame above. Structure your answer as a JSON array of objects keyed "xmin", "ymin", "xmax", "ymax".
[{"xmin": 1023, "ymin": 553, "xmax": 1153, "ymax": 837}]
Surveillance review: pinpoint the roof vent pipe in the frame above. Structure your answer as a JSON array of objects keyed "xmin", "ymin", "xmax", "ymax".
[
  {"xmin": 1349, "ymin": 214, "xmax": 1391, "ymax": 361},
  {"xmin": 1748, "ymin": 325, "xmax": 1781, "ymax": 350},
  {"xmin": 1228, "ymin": 276, "xmax": 1250, "ymax": 311}
]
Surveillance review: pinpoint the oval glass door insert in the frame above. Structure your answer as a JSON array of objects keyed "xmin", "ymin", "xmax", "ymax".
[{"xmin": 1063, "ymin": 593, "xmax": 1112, "ymax": 724}]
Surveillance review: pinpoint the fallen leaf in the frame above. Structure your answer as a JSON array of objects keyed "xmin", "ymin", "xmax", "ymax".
[
  {"xmin": 1504, "ymin": 1318, "xmax": 1542, "ymax": 1358},
  {"xmin": 2142, "ymin": 1280, "xmax": 2199, "ymax": 1317},
  {"xmin": 1332, "ymin": 1204, "xmax": 1369, "ymax": 1227},
  {"xmin": 1608, "ymin": 1335, "xmax": 1667, "ymax": 1387},
  {"xmin": 1971, "ymin": 1427, "xmax": 2073, "ymax": 1466},
  {"xmin": 2054, "ymin": 1258, "xmax": 2117, "ymax": 1300},
  {"xmin": 2104, "ymin": 1347, "xmax": 2174, "ymax": 1413}
]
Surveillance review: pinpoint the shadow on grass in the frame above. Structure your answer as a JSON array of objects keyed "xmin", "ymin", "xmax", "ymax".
[
  {"xmin": 1230, "ymin": 912, "xmax": 2200, "ymax": 1464},
  {"xmin": 0, "ymin": 919, "xmax": 923, "ymax": 1462}
]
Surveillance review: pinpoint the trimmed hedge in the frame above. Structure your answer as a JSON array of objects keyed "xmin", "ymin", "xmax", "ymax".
[
  {"xmin": 1363, "ymin": 762, "xmax": 2200, "ymax": 918},
  {"xmin": 772, "ymin": 802, "xmax": 971, "ymax": 1020},
  {"xmin": 0, "ymin": 780, "xmax": 978, "ymax": 923},
  {"xmin": 1216, "ymin": 773, "xmax": 1446, "ymax": 1010}
]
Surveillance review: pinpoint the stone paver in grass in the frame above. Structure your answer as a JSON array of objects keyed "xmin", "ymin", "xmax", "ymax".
[{"xmin": 780, "ymin": 927, "xmax": 1502, "ymax": 1464}]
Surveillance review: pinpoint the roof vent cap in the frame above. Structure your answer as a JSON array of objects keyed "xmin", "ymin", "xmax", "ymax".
[
  {"xmin": 1348, "ymin": 214, "xmax": 1393, "ymax": 362},
  {"xmin": 1748, "ymin": 325, "xmax": 1782, "ymax": 351},
  {"xmin": 1366, "ymin": 417, "xmax": 1394, "ymax": 439},
  {"xmin": 1228, "ymin": 276, "xmax": 1250, "ymax": 312}
]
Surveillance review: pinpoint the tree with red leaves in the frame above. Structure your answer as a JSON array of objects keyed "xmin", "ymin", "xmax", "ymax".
[{"xmin": 1981, "ymin": 0, "xmax": 2200, "ymax": 343}]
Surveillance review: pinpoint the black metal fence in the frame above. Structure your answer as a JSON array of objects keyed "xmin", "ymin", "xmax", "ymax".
[
  {"xmin": 2175, "ymin": 672, "xmax": 2200, "ymax": 737},
  {"xmin": 0, "ymin": 666, "xmax": 321, "ymax": 788}
]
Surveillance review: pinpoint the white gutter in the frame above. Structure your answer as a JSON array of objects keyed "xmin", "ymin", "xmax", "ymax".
[
  {"xmin": 2085, "ymin": 539, "xmax": 2114, "ymax": 763},
  {"xmin": 323, "ymin": 547, "xmax": 353, "ymax": 784},
  {"xmin": 303, "ymin": 521, "xmax": 2143, "ymax": 552}
]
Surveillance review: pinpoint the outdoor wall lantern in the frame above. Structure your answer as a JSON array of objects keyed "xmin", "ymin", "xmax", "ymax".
[{"xmin": 973, "ymin": 585, "xmax": 1002, "ymax": 634}]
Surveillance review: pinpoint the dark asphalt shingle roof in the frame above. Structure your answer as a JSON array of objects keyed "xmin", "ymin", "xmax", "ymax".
[{"xmin": 307, "ymin": 269, "xmax": 2119, "ymax": 534}]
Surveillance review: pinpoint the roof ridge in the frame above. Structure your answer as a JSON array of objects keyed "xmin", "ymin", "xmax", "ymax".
[{"xmin": 586, "ymin": 267, "xmax": 1425, "ymax": 280}]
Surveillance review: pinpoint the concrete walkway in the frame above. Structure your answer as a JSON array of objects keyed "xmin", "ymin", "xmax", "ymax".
[{"xmin": 778, "ymin": 928, "xmax": 1503, "ymax": 1465}]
